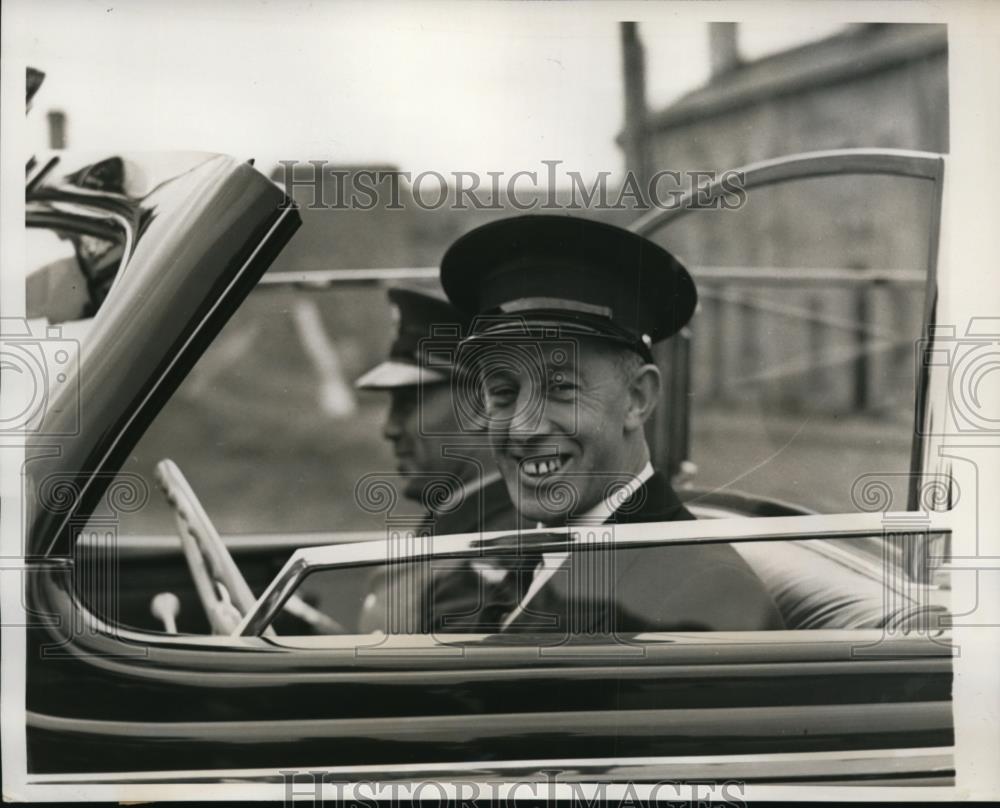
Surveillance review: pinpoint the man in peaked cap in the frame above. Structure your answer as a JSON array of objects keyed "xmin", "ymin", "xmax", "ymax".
[
  {"xmin": 355, "ymin": 284, "xmax": 522, "ymax": 633},
  {"xmin": 440, "ymin": 215, "xmax": 783, "ymax": 634}
]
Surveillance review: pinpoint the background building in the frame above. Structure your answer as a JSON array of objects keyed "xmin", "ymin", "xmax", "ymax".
[
  {"xmin": 623, "ymin": 21, "xmax": 947, "ymax": 505},
  {"xmin": 640, "ymin": 23, "xmax": 947, "ymax": 171},
  {"xmin": 625, "ymin": 22, "xmax": 947, "ymax": 417}
]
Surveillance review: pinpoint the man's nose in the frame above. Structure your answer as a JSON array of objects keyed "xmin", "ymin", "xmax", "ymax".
[{"xmin": 383, "ymin": 406, "xmax": 404, "ymax": 443}]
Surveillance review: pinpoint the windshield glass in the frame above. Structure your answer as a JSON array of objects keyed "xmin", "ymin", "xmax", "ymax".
[{"xmin": 652, "ymin": 172, "xmax": 936, "ymax": 514}]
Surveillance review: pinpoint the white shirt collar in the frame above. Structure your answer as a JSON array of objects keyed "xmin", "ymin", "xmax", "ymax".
[{"xmin": 502, "ymin": 462, "xmax": 655, "ymax": 629}]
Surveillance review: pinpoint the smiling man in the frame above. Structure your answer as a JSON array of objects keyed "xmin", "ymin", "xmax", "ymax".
[
  {"xmin": 476, "ymin": 336, "xmax": 665, "ymax": 526},
  {"xmin": 440, "ymin": 215, "xmax": 784, "ymax": 634}
]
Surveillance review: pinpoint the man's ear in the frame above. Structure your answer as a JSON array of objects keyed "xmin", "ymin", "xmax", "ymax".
[{"xmin": 624, "ymin": 363, "xmax": 661, "ymax": 431}]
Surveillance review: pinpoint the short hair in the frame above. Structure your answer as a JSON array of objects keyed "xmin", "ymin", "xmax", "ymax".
[
  {"xmin": 584, "ymin": 339, "xmax": 648, "ymax": 383},
  {"xmin": 614, "ymin": 345, "xmax": 647, "ymax": 383}
]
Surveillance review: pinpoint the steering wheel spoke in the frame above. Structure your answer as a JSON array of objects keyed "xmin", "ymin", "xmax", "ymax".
[
  {"xmin": 154, "ymin": 459, "xmax": 259, "ymax": 635},
  {"xmin": 153, "ymin": 459, "xmax": 345, "ymax": 636}
]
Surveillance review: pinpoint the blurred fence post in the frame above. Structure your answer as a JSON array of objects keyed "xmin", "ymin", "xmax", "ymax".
[
  {"xmin": 808, "ymin": 292, "xmax": 824, "ymax": 410},
  {"xmin": 852, "ymin": 263, "xmax": 871, "ymax": 412},
  {"xmin": 709, "ymin": 286, "xmax": 725, "ymax": 402}
]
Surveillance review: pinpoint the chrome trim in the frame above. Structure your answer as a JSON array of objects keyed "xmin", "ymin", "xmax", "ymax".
[
  {"xmin": 76, "ymin": 529, "xmax": 384, "ymax": 556},
  {"xmin": 258, "ymin": 265, "xmax": 927, "ymax": 288},
  {"xmin": 907, "ymin": 155, "xmax": 947, "ymax": 515},
  {"xmin": 686, "ymin": 266, "xmax": 926, "ymax": 286},
  {"xmin": 29, "ymin": 200, "xmax": 137, "ymax": 298},
  {"xmin": 28, "ymin": 745, "xmax": 954, "ymax": 785},
  {"xmin": 688, "ymin": 505, "xmax": 931, "ymax": 593},
  {"xmin": 260, "ymin": 266, "xmax": 439, "ymax": 286},
  {"xmin": 237, "ymin": 510, "xmax": 953, "ymax": 636},
  {"xmin": 631, "ymin": 148, "xmax": 944, "ymax": 236},
  {"xmin": 39, "ymin": 583, "xmax": 956, "ymax": 651},
  {"xmin": 25, "ymin": 154, "xmax": 60, "ymax": 193}
]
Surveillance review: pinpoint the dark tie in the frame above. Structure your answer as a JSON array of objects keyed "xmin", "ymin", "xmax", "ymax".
[
  {"xmin": 427, "ymin": 545, "xmax": 543, "ymax": 633},
  {"xmin": 478, "ymin": 549, "xmax": 545, "ymax": 631}
]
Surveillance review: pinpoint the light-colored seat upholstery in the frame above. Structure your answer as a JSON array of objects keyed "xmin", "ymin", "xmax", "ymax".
[{"xmin": 733, "ymin": 538, "xmax": 946, "ymax": 631}]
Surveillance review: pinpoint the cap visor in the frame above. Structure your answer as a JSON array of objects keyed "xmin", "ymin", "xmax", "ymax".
[{"xmin": 355, "ymin": 360, "xmax": 449, "ymax": 389}]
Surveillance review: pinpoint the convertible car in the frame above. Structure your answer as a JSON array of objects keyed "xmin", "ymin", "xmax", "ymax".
[{"xmin": 16, "ymin": 144, "xmax": 955, "ymax": 790}]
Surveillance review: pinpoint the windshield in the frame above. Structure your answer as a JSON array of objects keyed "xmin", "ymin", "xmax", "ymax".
[{"xmin": 652, "ymin": 171, "xmax": 937, "ymax": 514}]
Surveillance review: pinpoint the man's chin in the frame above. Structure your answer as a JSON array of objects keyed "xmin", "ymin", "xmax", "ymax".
[{"xmin": 503, "ymin": 478, "xmax": 584, "ymax": 526}]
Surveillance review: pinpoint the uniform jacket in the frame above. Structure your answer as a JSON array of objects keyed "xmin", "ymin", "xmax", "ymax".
[
  {"xmin": 356, "ymin": 474, "xmax": 519, "ymax": 633},
  {"xmin": 503, "ymin": 471, "xmax": 785, "ymax": 634}
]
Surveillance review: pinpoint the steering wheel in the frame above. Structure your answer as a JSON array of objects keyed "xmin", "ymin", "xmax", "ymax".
[
  {"xmin": 154, "ymin": 459, "xmax": 345, "ymax": 635},
  {"xmin": 154, "ymin": 459, "xmax": 258, "ymax": 634}
]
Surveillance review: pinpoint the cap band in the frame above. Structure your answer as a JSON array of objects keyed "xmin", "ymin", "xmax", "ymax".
[
  {"xmin": 466, "ymin": 312, "xmax": 655, "ymax": 363},
  {"xmin": 498, "ymin": 297, "xmax": 613, "ymax": 319}
]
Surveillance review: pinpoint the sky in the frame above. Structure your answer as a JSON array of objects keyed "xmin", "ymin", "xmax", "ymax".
[{"xmin": 12, "ymin": 0, "xmax": 844, "ymax": 183}]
